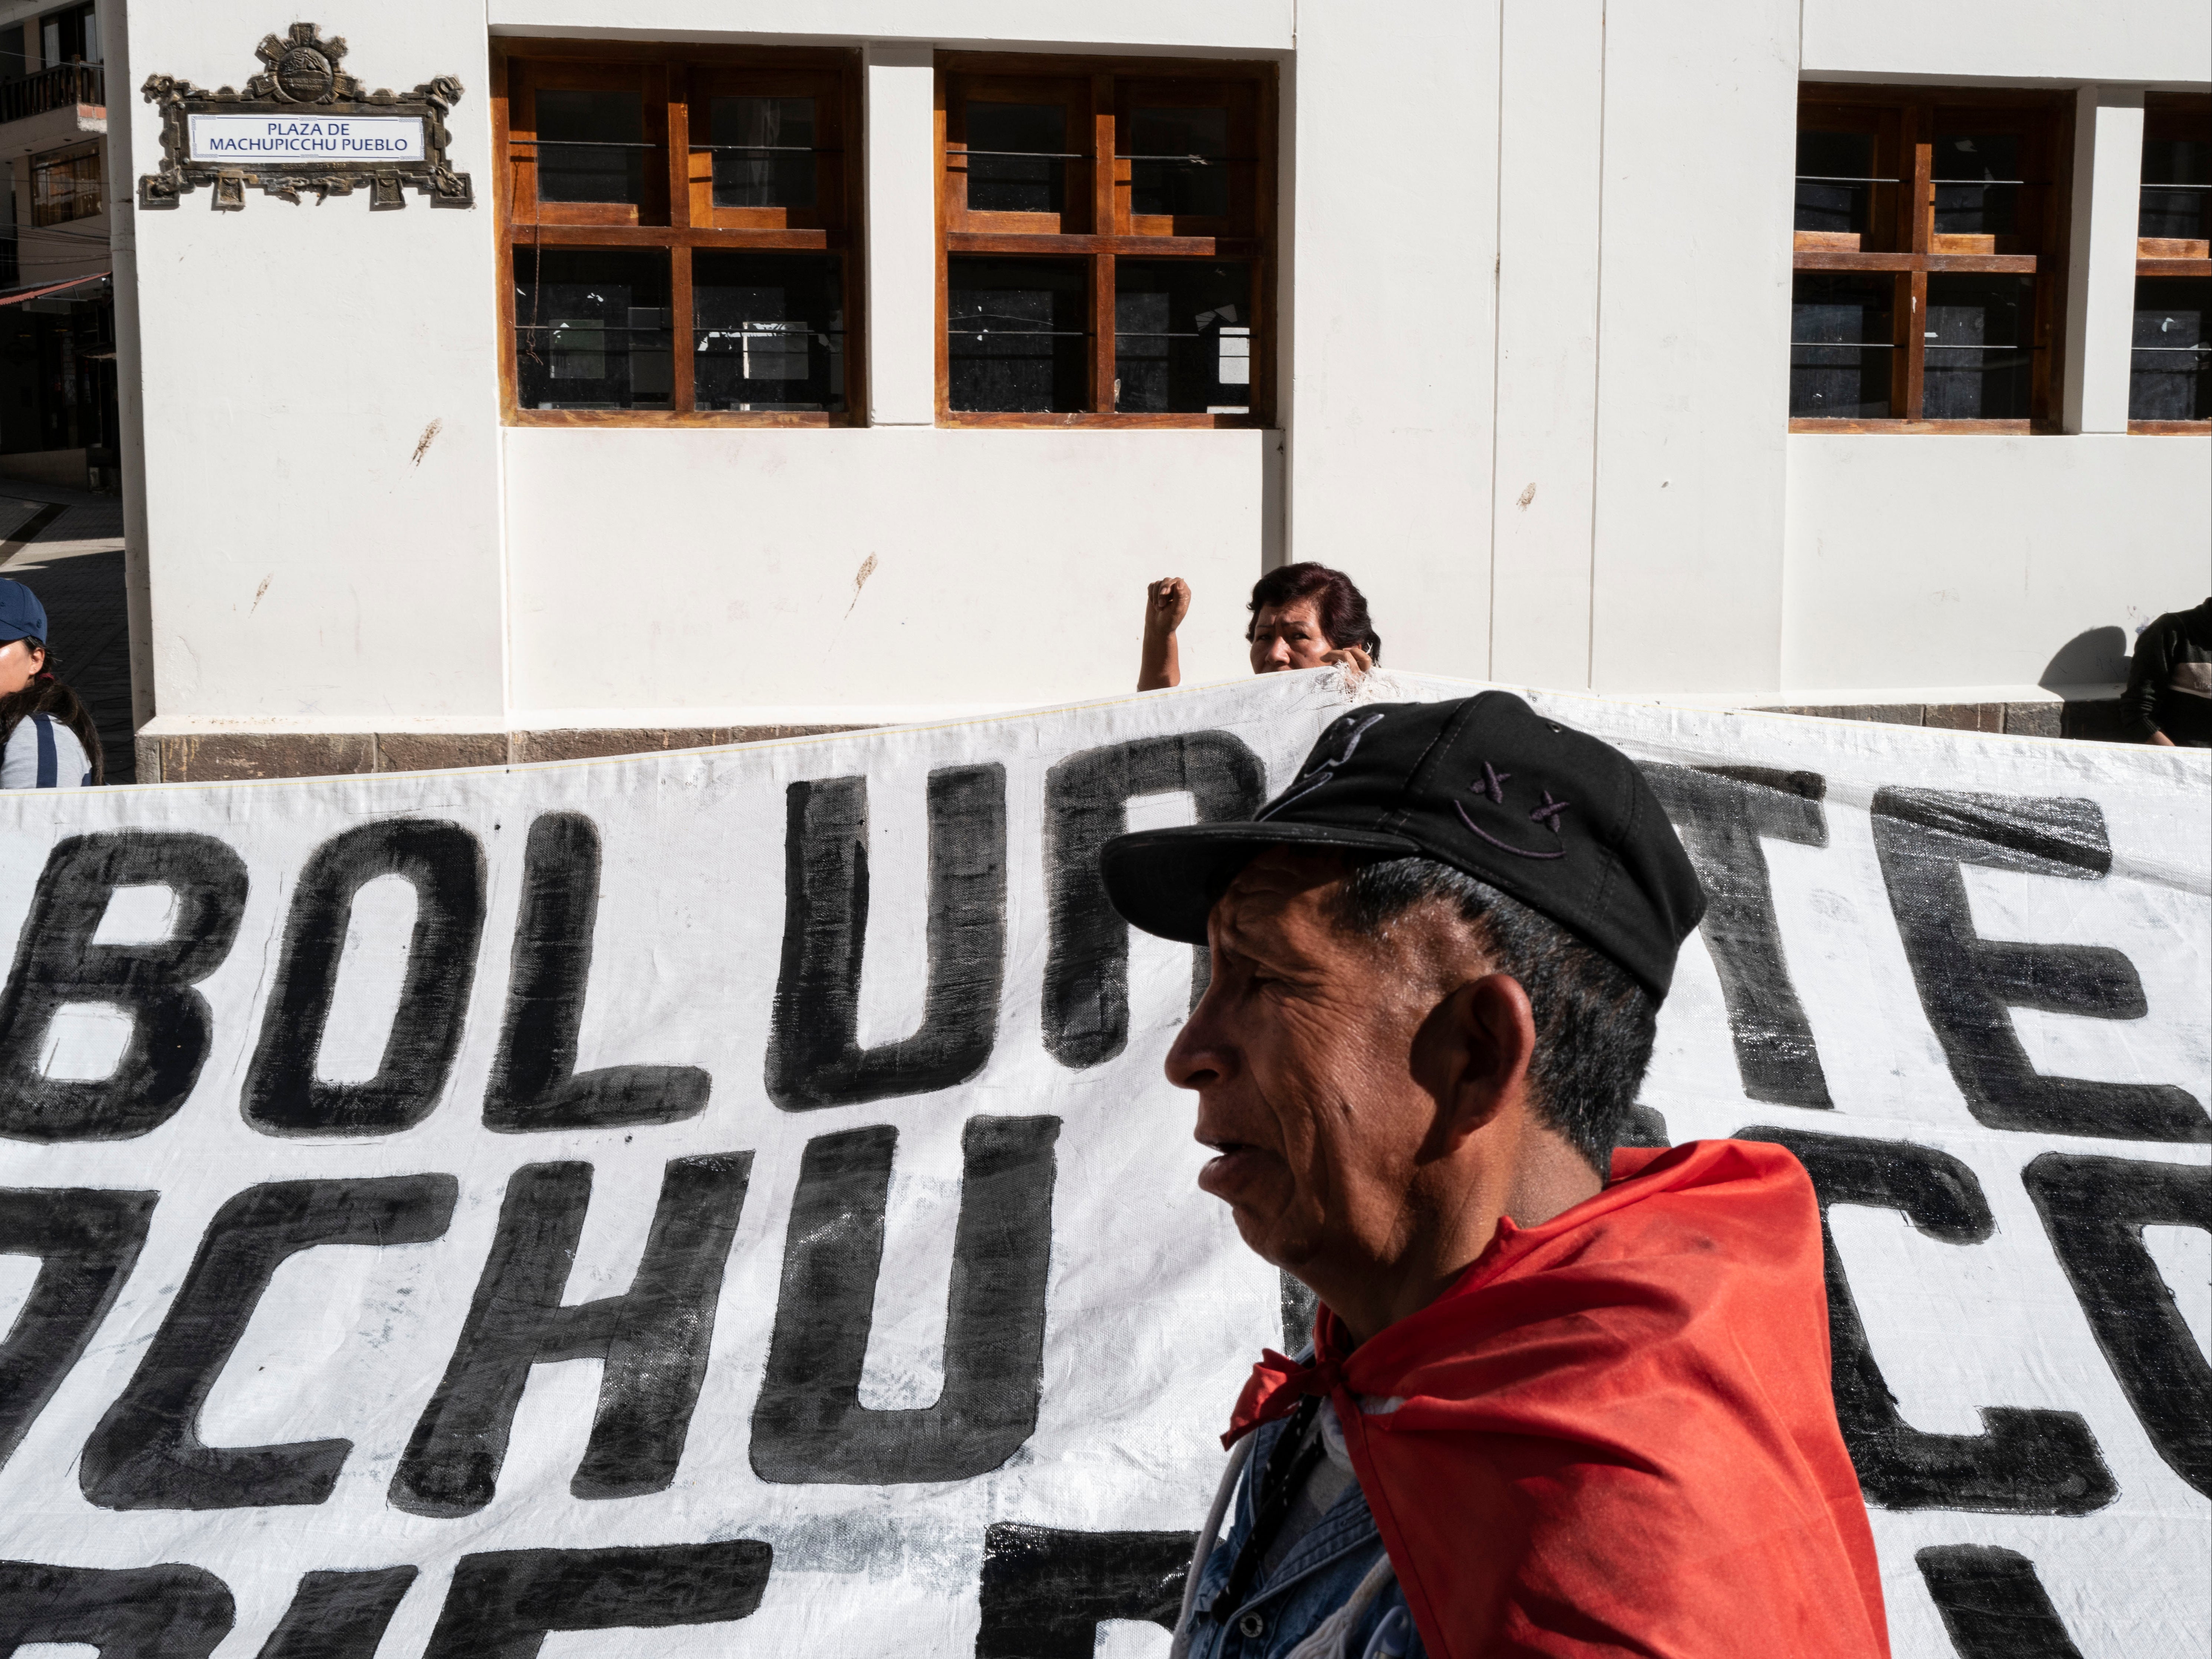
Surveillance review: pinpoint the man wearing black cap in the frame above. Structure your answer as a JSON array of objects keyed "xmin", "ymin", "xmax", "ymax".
[{"xmin": 1103, "ymin": 693, "xmax": 1888, "ymax": 1659}]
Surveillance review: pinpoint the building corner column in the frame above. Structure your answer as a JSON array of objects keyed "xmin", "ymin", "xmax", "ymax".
[
  {"xmin": 99, "ymin": 0, "xmax": 157, "ymax": 742},
  {"xmin": 2061, "ymin": 86, "xmax": 2145, "ymax": 435},
  {"xmin": 863, "ymin": 42, "xmax": 938, "ymax": 427}
]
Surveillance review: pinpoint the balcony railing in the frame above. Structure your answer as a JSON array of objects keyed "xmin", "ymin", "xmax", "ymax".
[{"xmin": 0, "ymin": 63, "xmax": 105, "ymax": 126}]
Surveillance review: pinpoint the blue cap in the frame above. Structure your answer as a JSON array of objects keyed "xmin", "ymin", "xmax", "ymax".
[{"xmin": 0, "ymin": 579, "xmax": 45, "ymax": 645}]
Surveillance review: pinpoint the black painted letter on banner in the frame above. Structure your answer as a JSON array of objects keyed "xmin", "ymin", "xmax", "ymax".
[
  {"xmin": 1915, "ymin": 1544, "xmax": 2085, "ymax": 1659},
  {"xmin": 0, "ymin": 831, "xmax": 248, "ymax": 1141},
  {"xmin": 1739, "ymin": 1127, "xmax": 2116, "ymax": 1514},
  {"xmin": 1641, "ymin": 764, "xmax": 1833, "ymax": 1108},
  {"xmin": 977, "ymin": 1523, "xmax": 1196, "ymax": 1658},
  {"xmin": 390, "ymin": 1153, "xmax": 752, "ymax": 1517},
  {"xmin": 0, "ymin": 1186, "xmax": 156, "ymax": 1470},
  {"xmin": 243, "ymin": 819, "xmax": 487, "ymax": 1135},
  {"xmin": 0, "ymin": 1558, "xmax": 235, "ymax": 1656},
  {"xmin": 1042, "ymin": 731, "xmax": 1266, "ymax": 1068},
  {"xmin": 80, "ymin": 1174, "xmax": 457, "ymax": 1510},
  {"xmin": 752, "ymin": 1114, "xmax": 1060, "ymax": 1484},
  {"xmin": 766, "ymin": 764, "xmax": 1007, "ymax": 1109},
  {"xmin": 1870, "ymin": 790, "xmax": 2209, "ymax": 1142},
  {"xmin": 423, "ymin": 1541, "xmax": 772, "ymax": 1659},
  {"xmin": 483, "ymin": 811, "xmax": 711, "ymax": 1132},
  {"xmin": 2023, "ymin": 1151, "xmax": 2211, "ymax": 1495},
  {"xmin": 255, "ymin": 1567, "xmax": 420, "ymax": 1659}
]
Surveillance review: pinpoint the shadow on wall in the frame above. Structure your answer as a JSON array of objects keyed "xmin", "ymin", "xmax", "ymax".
[{"xmin": 2039, "ymin": 626, "xmax": 2129, "ymax": 692}]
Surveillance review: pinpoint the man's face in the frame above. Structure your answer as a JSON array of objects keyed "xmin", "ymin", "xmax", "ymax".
[{"xmin": 1164, "ymin": 848, "xmax": 1468, "ymax": 1281}]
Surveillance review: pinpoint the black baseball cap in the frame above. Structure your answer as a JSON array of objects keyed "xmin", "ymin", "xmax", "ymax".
[{"xmin": 1100, "ymin": 692, "xmax": 1706, "ymax": 998}]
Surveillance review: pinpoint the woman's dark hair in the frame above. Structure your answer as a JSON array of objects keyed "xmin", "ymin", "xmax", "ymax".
[
  {"xmin": 0, "ymin": 645, "xmax": 104, "ymax": 784},
  {"xmin": 1246, "ymin": 562, "xmax": 1381, "ymax": 664}
]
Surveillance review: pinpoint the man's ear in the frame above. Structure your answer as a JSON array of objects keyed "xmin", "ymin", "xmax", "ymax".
[{"xmin": 1420, "ymin": 972, "xmax": 1538, "ymax": 1142}]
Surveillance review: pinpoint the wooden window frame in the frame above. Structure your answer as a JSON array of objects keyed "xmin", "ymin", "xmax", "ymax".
[
  {"xmin": 935, "ymin": 52, "xmax": 1278, "ymax": 429},
  {"xmin": 2130, "ymin": 91, "xmax": 2212, "ymax": 436},
  {"xmin": 493, "ymin": 39, "xmax": 865, "ymax": 429},
  {"xmin": 31, "ymin": 143, "xmax": 102, "ymax": 227},
  {"xmin": 1790, "ymin": 84, "xmax": 2073, "ymax": 434}
]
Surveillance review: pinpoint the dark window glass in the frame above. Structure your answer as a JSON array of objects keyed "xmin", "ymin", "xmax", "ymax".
[
  {"xmin": 1789, "ymin": 274, "xmax": 1894, "ymax": 418},
  {"xmin": 1128, "ymin": 106, "xmax": 1230, "ymax": 218},
  {"xmin": 711, "ymin": 95, "xmax": 816, "ymax": 209},
  {"xmin": 1923, "ymin": 273, "xmax": 2034, "ymax": 418},
  {"xmin": 693, "ymin": 251, "xmax": 844, "ymax": 412},
  {"xmin": 1114, "ymin": 261, "xmax": 1250, "ymax": 413},
  {"xmin": 1795, "ymin": 129, "xmax": 1877, "ymax": 236},
  {"xmin": 2140, "ymin": 137, "xmax": 2211, "ymax": 241},
  {"xmin": 513, "ymin": 248, "xmax": 673, "ymax": 409},
  {"xmin": 947, "ymin": 258, "xmax": 1087, "ymax": 412},
  {"xmin": 1932, "ymin": 130, "xmax": 2021, "ymax": 236},
  {"xmin": 2131, "ymin": 278, "xmax": 2211, "ymax": 421},
  {"xmin": 0, "ymin": 26, "xmax": 25, "ymax": 83},
  {"xmin": 966, "ymin": 102, "xmax": 1067, "ymax": 214},
  {"xmin": 536, "ymin": 89, "xmax": 646, "ymax": 204}
]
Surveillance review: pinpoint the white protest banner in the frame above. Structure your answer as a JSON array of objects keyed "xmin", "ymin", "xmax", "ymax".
[{"xmin": 0, "ymin": 670, "xmax": 2203, "ymax": 1657}]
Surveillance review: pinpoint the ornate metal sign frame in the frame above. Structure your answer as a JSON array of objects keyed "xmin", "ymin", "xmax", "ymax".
[{"xmin": 139, "ymin": 23, "xmax": 472, "ymax": 211}]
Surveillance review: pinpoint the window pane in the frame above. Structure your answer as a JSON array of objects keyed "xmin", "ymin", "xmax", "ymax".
[
  {"xmin": 1924, "ymin": 273, "xmax": 2034, "ymax": 419},
  {"xmin": 1114, "ymin": 261, "xmax": 1251, "ymax": 414},
  {"xmin": 1789, "ymin": 274, "xmax": 1893, "ymax": 418},
  {"xmin": 693, "ymin": 252, "xmax": 844, "ymax": 412},
  {"xmin": 535, "ymin": 88, "xmax": 646, "ymax": 204},
  {"xmin": 966, "ymin": 102, "xmax": 1067, "ymax": 214},
  {"xmin": 1129, "ymin": 106, "xmax": 1230, "ymax": 218},
  {"xmin": 947, "ymin": 258, "xmax": 1087, "ymax": 412},
  {"xmin": 2131, "ymin": 278, "xmax": 2211, "ymax": 422},
  {"xmin": 1932, "ymin": 130, "xmax": 2021, "ymax": 236},
  {"xmin": 1795, "ymin": 129, "xmax": 1876, "ymax": 236},
  {"xmin": 711, "ymin": 95, "xmax": 816, "ymax": 209},
  {"xmin": 513, "ymin": 248, "xmax": 673, "ymax": 410},
  {"xmin": 2140, "ymin": 136, "xmax": 2211, "ymax": 241}
]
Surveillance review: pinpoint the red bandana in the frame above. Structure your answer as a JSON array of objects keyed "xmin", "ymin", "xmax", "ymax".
[{"xmin": 1222, "ymin": 1139, "xmax": 1891, "ymax": 1659}]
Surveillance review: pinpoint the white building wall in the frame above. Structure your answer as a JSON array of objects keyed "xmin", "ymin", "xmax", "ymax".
[
  {"xmin": 121, "ymin": 0, "xmax": 507, "ymax": 725},
  {"xmin": 1588, "ymin": 0, "xmax": 1798, "ymax": 696},
  {"xmin": 115, "ymin": 0, "xmax": 2212, "ymax": 747},
  {"xmin": 1783, "ymin": 435, "xmax": 2212, "ymax": 694},
  {"xmin": 503, "ymin": 429, "xmax": 1271, "ymax": 720},
  {"xmin": 1780, "ymin": 0, "xmax": 2212, "ymax": 704},
  {"xmin": 1285, "ymin": 0, "xmax": 1497, "ymax": 685}
]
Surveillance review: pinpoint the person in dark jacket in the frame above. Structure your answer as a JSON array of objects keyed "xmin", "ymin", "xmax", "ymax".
[{"xmin": 2121, "ymin": 598, "xmax": 2212, "ymax": 748}]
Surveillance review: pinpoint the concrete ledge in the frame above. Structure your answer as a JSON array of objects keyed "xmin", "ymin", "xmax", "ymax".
[
  {"xmin": 1750, "ymin": 698, "xmax": 2131, "ymax": 742},
  {"xmin": 137, "ymin": 724, "xmax": 872, "ymax": 783}
]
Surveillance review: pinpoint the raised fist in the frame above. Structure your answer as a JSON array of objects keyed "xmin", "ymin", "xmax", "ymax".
[{"xmin": 1145, "ymin": 576, "xmax": 1192, "ymax": 636}]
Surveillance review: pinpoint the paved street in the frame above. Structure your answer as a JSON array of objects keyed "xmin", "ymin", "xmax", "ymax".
[{"xmin": 0, "ymin": 483, "xmax": 133, "ymax": 783}]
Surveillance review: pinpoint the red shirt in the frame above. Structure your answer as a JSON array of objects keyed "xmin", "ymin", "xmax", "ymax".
[{"xmin": 1227, "ymin": 1139, "xmax": 1891, "ymax": 1659}]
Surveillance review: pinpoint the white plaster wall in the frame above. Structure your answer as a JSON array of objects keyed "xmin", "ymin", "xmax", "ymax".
[
  {"xmin": 1801, "ymin": 0, "xmax": 2212, "ymax": 85},
  {"xmin": 1490, "ymin": 0, "xmax": 1604, "ymax": 690},
  {"xmin": 488, "ymin": 0, "xmax": 1293, "ymax": 53},
  {"xmin": 502, "ymin": 428, "xmax": 1277, "ymax": 716},
  {"xmin": 1588, "ymin": 0, "xmax": 1799, "ymax": 694},
  {"xmin": 1286, "ymin": 0, "xmax": 1497, "ymax": 683},
  {"xmin": 116, "ymin": 0, "xmax": 2212, "ymax": 733},
  {"xmin": 121, "ymin": 0, "xmax": 505, "ymax": 722},
  {"xmin": 1783, "ymin": 435, "xmax": 2212, "ymax": 692}
]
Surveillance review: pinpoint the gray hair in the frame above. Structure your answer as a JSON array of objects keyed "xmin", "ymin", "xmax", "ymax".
[{"xmin": 1331, "ymin": 857, "xmax": 1659, "ymax": 1174}]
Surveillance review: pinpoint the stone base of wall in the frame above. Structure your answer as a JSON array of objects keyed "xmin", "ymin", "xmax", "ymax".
[
  {"xmin": 1751, "ymin": 698, "xmax": 2129, "ymax": 743},
  {"xmin": 131, "ymin": 698, "xmax": 2143, "ymax": 784},
  {"xmin": 134, "ymin": 724, "xmax": 870, "ymax": 784}
]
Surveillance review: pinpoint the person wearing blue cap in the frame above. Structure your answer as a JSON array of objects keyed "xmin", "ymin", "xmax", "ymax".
[{"xmin": 0, "ymin": 577, "xmax": 101, "ymax": 789}]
